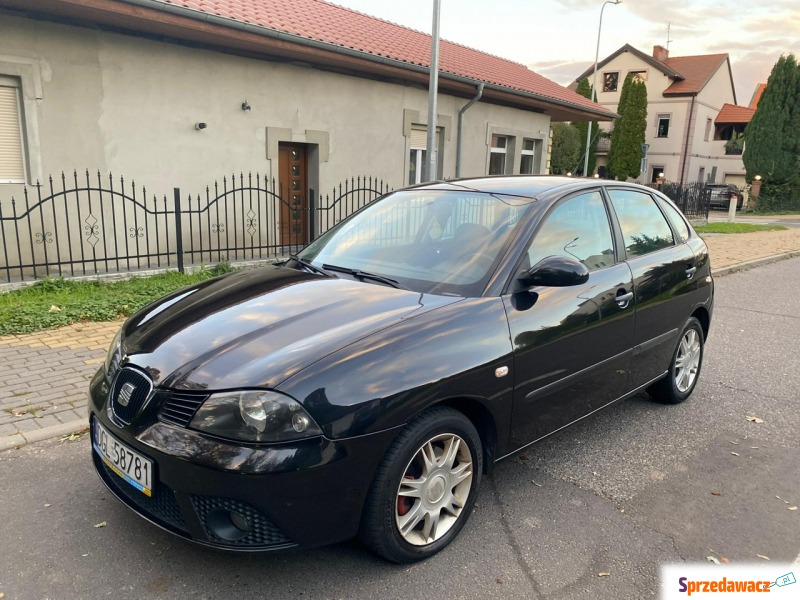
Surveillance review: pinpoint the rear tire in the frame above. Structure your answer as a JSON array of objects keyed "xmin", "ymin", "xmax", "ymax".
[
  {"xmin": 648, "ymin": 316, "xmax": 705, "ymax": 404},
  {"xmin": 359, "ymin": 406, "xmax": 482, "ymax": 563}
]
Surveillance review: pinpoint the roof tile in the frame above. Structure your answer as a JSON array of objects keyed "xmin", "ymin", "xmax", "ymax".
[
  {"xmin": 715, "ymin": 103, "xmax": 755, "ymax": 124},
  {"xmin": 157, "ymin": 0, "xmax": 607, "ymax": 114},
  {"xmin": 662, "ymin": 54, "xmax": 728, "ymax": 95}
]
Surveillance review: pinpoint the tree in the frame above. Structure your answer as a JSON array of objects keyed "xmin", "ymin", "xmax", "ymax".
[
  {"xmin": 573, "ymin": 78, "xmax": 597, "ymax": 176},
  {"xmin": 607, "ymin": 73, "xmax": 648, "ymax": 180},
  {"xmin": 743, "ymin": 54, "xmax": 800, "ymax": 185},
  {"xmin": 549, "ymin": 122, "xmax": 581, "ymax": 175}
]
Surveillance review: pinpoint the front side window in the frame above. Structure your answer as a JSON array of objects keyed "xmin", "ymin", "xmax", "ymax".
[
  {"xmin": 299, "ymin": 189, "xmax": 532, "ymax": 296},
  {"xmin": 527, "ymin": 190, "xmax": 615, "ymax": 272},
  {"xmin": 489, "ymin": 134, "xmax": 508, "ymax": 175},
  {"xmin": 603, "ymin": 72, "xmax": 619, "ymax": 92},
  {"xmin": 657, "ymin": 114, "xmax": 671, "ymax": 138},
  {"xmin": 608, "ymin": 189, "xmax": 674, "ymax": 257},
  {"xmin": 0, "ymin": 76, "xmax": 26, "ymax": 183}
]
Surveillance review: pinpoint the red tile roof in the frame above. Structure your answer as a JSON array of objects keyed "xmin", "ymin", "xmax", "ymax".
[
  {"xmin": 715, "ymin": 103, "xmax": 755, "ymax": 124},
  {"xmin": 157, "ymin": 0, "xmax": 609, "ymax": 116},
  {"xmin": 749, "ymin": 83, "xmax": 766, "ymax": 108},
  {"xmin": 662, "ymin": 54, "xmax": 729, "ymax": 95}
]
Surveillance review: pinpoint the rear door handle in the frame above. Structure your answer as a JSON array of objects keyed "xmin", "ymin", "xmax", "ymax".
[
  {"xmin": 685, "ymin": 265, "xmax": 697, "ymax": 279},
  {"xmin": 615, "ymin": 290, "xmax": 634, "ymax": 308}
]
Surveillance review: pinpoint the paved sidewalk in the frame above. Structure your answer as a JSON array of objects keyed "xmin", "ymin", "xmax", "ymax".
[{"xmin": 2, "ymin": 227, "xmax": 800, "ymax": 451}]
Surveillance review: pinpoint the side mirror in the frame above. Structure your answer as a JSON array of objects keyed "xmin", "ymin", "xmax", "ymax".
[{"xmin": 519, "ymin": 255, "xmax": 590, "ymax": 288}]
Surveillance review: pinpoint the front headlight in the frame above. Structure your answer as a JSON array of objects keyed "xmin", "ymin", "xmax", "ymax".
[
  {"xmin": 189, "ymin": 390, "xmax": 323, "ymax": 443},
  {"xmin": 105, "ymin": 328, "xmax": 122, "ymax": 380}
]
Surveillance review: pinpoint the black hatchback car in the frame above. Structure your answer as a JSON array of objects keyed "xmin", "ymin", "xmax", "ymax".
[{"xmin": 90, "ymin": 176, "xmax": 713, "ymax": 563}]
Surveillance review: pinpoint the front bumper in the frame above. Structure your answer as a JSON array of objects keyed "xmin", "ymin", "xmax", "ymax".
[{"xmin": 89, "ymin": 369, "xmax": 399, "ymax": 551}]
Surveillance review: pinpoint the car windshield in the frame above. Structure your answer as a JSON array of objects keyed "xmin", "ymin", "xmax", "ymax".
[{"xmin": 298, "ymin": 189, "xmax": 533, "ymax": 296}]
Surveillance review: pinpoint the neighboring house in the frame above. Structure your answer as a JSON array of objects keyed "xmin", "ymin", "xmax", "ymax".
[
  {"xmin": 0, "ymin": 0, "xmax": 612, "ymax": 280},
  {"xmin": 573, "ymin": 43, "xmax": 746, "ymax": 186}
]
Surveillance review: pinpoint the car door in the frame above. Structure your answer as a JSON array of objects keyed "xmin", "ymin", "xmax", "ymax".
[
  {"xmin": 503, "ymin": 189, "xmax": 636, "ymax": 448},
  {"xmin": 606, "ymin": 188, "xmax": 698, "ymax": 389}
]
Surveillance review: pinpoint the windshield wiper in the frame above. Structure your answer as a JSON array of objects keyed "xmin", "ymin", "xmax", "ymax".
[
  {"xmin": 289, "ymin": 255, "xmax": 329, "ymax": 277},
  {"xmin": 322, "ymin": 264, "xmax": 409, "ymax": 290}
]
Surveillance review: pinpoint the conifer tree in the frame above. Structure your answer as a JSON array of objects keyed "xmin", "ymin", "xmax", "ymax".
[
  {"xmin": 743, "ymin": 54, "xmax": 800, "ymax": 184},
  {"xmin": 549, "ymin": 122, "xmax": 581, "ymax": 175},
  {"xmin": 607, "ymin": 73, "xmax": 648, "ymax": 180}
]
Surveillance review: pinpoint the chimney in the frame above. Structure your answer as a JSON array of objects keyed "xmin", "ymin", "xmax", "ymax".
[{"xmin": 653, "ymin": 45, "xmax": 669, "ymax": 62}]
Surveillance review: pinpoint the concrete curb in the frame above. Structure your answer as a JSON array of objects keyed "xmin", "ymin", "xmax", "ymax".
[
  {"xmin": 0, "ymin": 419, "xmax": 87, "ymax": 452},
  {"xmin": 711, "ymin": 250, "xmax": 800, "ymax": 277},
  {"xmin": 2, "ymin": 251, "xmax": 799, "ymax": 453}
]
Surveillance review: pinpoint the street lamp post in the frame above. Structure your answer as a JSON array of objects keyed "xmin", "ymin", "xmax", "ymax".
[
  {"xmin": 582, "ymin": 0, "xmax": 622, "ymax": 178},
  {"xmin": 424, "ymin": 0, "xmax": 442, "ymax": 182}
]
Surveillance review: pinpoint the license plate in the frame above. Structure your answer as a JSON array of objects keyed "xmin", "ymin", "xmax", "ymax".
[{"xmin": 93, "ymin": 420, "xmax": 154, "ymax": 496}]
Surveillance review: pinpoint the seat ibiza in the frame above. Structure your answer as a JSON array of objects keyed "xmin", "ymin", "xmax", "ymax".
[{"xmin": 90, "ymin": 176, "xmax": 713, "ymax": 563}]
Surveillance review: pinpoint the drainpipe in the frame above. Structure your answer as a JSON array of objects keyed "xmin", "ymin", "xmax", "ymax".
[
  {"xmin": 455, "ymin": 82, "xmax": 485, "ymax": 178},
  {"xmin": 679, "ymin": 94, "xmax": 696, "ymax": 185}
]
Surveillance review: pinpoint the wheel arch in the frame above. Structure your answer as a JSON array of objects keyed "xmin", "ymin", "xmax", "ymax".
[
  {"xmin": 436, "ymin": 397, "xmax": 498, "ymax": 475},
  {"xmin": 691, "ymin": 305, "xmax": 710, "ymax": 340}
]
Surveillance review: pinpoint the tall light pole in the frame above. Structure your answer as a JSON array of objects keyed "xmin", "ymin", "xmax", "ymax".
[
  {"xmin": 582, "ymin": 0, "xmax": 621, "ymax": 177},
  {"xmin": 424, "ymin": 0, "xmax": 442, "ymax": 182}
]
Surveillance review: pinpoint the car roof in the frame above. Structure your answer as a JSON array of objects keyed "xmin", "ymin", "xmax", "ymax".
[{"xmin": 414, "ymin": 175, "xmax": 661, "ymax": 203}]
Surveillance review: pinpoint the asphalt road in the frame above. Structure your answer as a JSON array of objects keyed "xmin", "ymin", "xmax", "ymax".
[{"xmin": 1, "ymin": 258, "xmax": 799, "ymax": 600}]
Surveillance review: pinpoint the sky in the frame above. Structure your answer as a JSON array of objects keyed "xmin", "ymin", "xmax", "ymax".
[{"xmin": 329, "ymin": 0, "xmax": 799, "ymax": 106}]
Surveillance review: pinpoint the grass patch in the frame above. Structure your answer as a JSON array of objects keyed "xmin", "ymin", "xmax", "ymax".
[
  {"xmin": 0, "ymin": 263, "xmax": 237, "ymax": 336},
  {"xmin": 694, "ymin": 223, "xmax": 788, "ymax": 234}
]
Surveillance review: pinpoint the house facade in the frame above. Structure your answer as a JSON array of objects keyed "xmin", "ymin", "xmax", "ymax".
[
  {"xmin": 574, "ymin": 44, "xmax": 745, "ymax": 186},
  {"xmin": 0, "ymin": 0, "xmax": 612, "ymax": 281}
]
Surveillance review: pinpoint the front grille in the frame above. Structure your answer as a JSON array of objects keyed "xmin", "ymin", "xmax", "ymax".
[
  {"xmin": 158, "ymin": 391, "xmax": 208, "ymax": 427},
  {"xmin": 95, "ymin": 451, "xmax": 187, "ymax": 533},
  {"xmin": 191, "ymin": 495, "xmax": 292, "ymax": 548},
  {"xmin": 110, "ymin": 368, "xmax": 153, "ymax": 425}
]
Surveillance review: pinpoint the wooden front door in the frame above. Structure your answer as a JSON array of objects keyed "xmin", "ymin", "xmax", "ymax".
[{"xmin": 278, "ymin": 143, "xmax": 309, "ymax": 246}]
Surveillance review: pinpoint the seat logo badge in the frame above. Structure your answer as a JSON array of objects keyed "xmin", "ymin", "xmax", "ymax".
[
  {"xmin": 495, "ymin": 366, "xmax": 509, "ymax": 378},
  {"xmin": 118, "ymin": 382, "xmax": 135, "ymax": 407}
]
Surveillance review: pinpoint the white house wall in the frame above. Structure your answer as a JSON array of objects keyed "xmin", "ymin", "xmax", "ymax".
[{"xmin": 0, "ymin": 14, "xmax": 551, "ymax": 198}]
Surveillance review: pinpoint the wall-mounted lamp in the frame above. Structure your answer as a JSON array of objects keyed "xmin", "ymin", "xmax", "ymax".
[
  {"xmin": 658, "ymin": 172, "xmax": 664, "ymax": 178},
  {"xmin": 241, "ymin": 100, "xmax": 251, "ymax": 111},
  {"xmin": 195, "ymin": 122, "xmax": 208, "ymax": 130},
  {"xmin": 754, "ymin": 174, "xmax": 762, "ymax": 181}
]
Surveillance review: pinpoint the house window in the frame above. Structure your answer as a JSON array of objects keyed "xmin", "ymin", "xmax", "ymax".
[
  {"xmin": 704, "ymin": 118, "xmax": 712, "ymax": 142},
  {"xmin": 602, "ymin": 72, "xmax": 619, "ymax": 92},
  {"xmin": 408, "ymin": 126, "xmax": 441, "ymax": 185},
  {"xmin": 698, "ymin": 167, "xmax": 706, "ymax": 183},
  {"xmin": 520, "ymin": 138, "xmax": 541, "ymax": 174},
  {"xmin": 650, "ymin": 166, "xmax": 665, "ymax": 183},
  {"xmin": 656, "ymin": 114, "xmax": 671, "ymax": 138},
  {"xmin": 629, "ymin": 70, "xmax": 647, "ymax": 83},
  {"xmin": 0, "ymin": 76, "xmax": 26, "ymax": 183},
  {"xmin": 489, "ymin": 134, "xmax": 508, "ymax": 175}
]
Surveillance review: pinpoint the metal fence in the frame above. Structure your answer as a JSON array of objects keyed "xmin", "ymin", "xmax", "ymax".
[{"xmin": 0, "ymin": 170, "xmax": 391, "ymax": 283}]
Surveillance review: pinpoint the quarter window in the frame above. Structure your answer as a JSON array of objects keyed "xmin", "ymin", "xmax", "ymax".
[
  {"xmin": 527, "ymin": 190, "xmax": 615, "ymax": 272},
  {"xmin": 608, "ymin": 189, "xmax": 675, "ymax": 257},
  {"xmin": 656, "ymin": 198, "xmax": 690, "ymax": 243}
]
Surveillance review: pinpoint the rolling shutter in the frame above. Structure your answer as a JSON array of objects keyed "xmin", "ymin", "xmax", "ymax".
[
  {"xmin": 410, "ymin": 127, "xmax": 427, "ymax": 150},
  {"xmin": 0, "ymin": 83, "xmax": 25, "ymax": 182}
]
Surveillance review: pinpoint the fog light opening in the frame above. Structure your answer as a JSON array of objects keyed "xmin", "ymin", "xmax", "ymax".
[{"xmin": 207, "ymin": 509, "xmax": 251, "ymax": 541}]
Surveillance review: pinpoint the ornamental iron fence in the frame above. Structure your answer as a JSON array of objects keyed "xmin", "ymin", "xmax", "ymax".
[{"xmin": 0, "ymin": 170, "xmax": 391, "ymax": 283}]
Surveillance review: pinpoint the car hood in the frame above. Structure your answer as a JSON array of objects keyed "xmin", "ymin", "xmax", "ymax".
[{"xmin": 120, "ymin": 266, "xmax": 460, "ymax": 390}]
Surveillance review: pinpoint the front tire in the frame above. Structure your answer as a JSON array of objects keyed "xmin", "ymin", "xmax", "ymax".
[
  {"xmin": 359, "ymin": 406, "xmax": 483, "ymax": 563},
  {"xmin": 648, "ymin": 316, "xmax": 705, "ymax": 404}
]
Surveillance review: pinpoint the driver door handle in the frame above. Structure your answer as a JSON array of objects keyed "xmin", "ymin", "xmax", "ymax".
[
  {"xmin": 685, "ymin": 265, "xmax": 697, "ymax": 279},
  {"xmin": 615, "ymin": 290, "xmax": 634, "ymax": 308}
]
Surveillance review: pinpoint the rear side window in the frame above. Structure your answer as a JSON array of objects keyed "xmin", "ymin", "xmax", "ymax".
[
  {"xmin": 608, "ymin": 189, "xmax": 674, "ymax": 257},
  {"xmin": 656, "ymin": 198, "xmax": 690, "ymax": 243}
]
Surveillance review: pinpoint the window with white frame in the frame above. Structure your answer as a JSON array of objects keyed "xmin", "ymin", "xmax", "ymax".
[
  {"xmin": 656, "ymin": 114, "xmax": 671, "ymax": 138},
  {"xmin": 489, "ymin": 134, "xmax": 509, "ymax": 175},
  {"xmin": 520, "ymin": 138, "xmax": 541, "ymax": 174},
  {"xmin": 0, "ymin": 76, "xmax": 26, "ymax": 183},
  {"xmin": 408, "ymin": 126, "xmax": 441, "ymax": 185}
]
